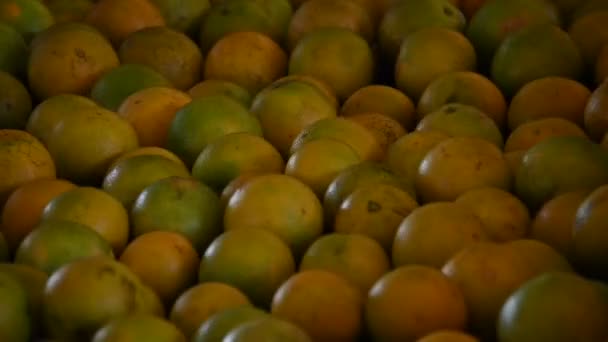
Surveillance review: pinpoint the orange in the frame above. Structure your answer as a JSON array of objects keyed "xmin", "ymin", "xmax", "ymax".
[
  {"xmin": 285, "ymin": 138, "xmax": 361, "ymax": 198},
  {"xmin": 192, "ymin": 306, "xmax": 269, "ymax": 342},
  {"xmin": 42, "ymin": 256, "xmax": 163, "ymax": 340},
  {"xmin": 271, "ymin": 269, "xmax": 363, "ymax": 341},
  {"xmin": 117, "ymin": 87, "xmax": 191, "ymax": 147},
  {"xmin": 45, "ymin": 105, "xmax": 139, "ymax": 185},
  {"xmin": 219, "ymin": 172, "xmax": 266, "ymax": 210},
  {"xmin": 416, "ymin": 137, "xmax": 511, "ymax": 203},
  {"xmin": 504, "ymin": 117, "xmax": 588, "ymax": 153},
  {"xmin": 14, "ymin": 219, "xmax": 113, "ymax": 274},
  {"xmin": 92, "ymin": 314, "xmax": 186, "ymax": 342},
  {"xmin": 120, "ymin": 231, "xmax": 199, "ymax": 307},
  {"xmin": 44, "ymin": 0, "xmax": 94, "ymax": 24},
  {"xmin": 85, "ymin": 0, "xmax": 166, "ymax": 47},
  {"xmin": 417, "ymin": 71, "xmax": 507, "ymax": 128},
  {"xmin": 102, "ymin": 154, "xmax": 191, "ymax": 209},
  {"xmin": 415, "ymin": 103, "xmax": 504, "ymax": 148},
  {"xmin": 167, "ymin": 95, "xmax": 263, "ymax": 167},
  {"xmin": 0, "ymin": 70, "xmax": 31, "ymax": 130},
  {"xmin": 119, "ymin": 27, "xmax": 204, "ymax": 90},
  {"xmin": 289, "ymin": 117, "xmax": 383, "ymax": 161},
  {"xmin": 40, "ymin": 186, "xmax": 130, "ymax": 255},
  {"xmin": 491, "ymin": 23, "xmax": 583, "ymax": 97},
  {"xmin": 596, "ymin": 44, "xmax": 608, "ymax": 84},
  {"xmin": 286, "ymin": 0, "xmax": 373, "ymax": 50},
  {"xmin": 109, "ymin": 147, "xmax": 186, "ymax": 171},
  {"xmin": 0, "ymin": 179, "xmax": 75, "ymax": 252},
  {"xmin": 507, "ymin": 76, "xmax": 591, "ymax": 130},
  {"xmin": 584, "ymin": 78, "xmax": 608, "ymax": 141},
  {"xmin": 0, "ymin": 272, "xmax": 30, "ymax": 342},
  {"xmin": 0, "ymin": 130, "xmax": 55, "ymax": 207},
  {"xmin": 198, "ymin": 228, "xmax": 296, "ymax": 308},
  {"xmin": 417, "ymin": 330, "xmax": 479, "ymax": 342},
  {"xmin": 0, "ymin": 22, "xmax": 27, "ymax": 76},
  {"xmin": 392, "ymin": 202, "xmax": 487, "ymax": 268},
  {"xmin": 459, "ymin": 0, "xmax": 487, "ymax": 20},
  {"xmin": 508, "ymin": 239, "xmax": 573, "ymax": 278},
  {"xmin": 568, "ymin": 10, "xmax": 608, "ymax": 68},
  {"xmin": 191, "ymin": 132, "xmax": 285, "ymax": 192},
  {"xmin": 497, "ymin": 272, "xmax": 608, "ymax": 341},
  {"xmin": 169, "ymin": 282, "xmax": 251, "ymax": 339},
  {"xmin": 333, "ymin": 183, "xmax": 419, "ymax": 252},
  {"xmin": 224, "ymin": 174, "xmax": 323, "ymax": 258},
  {"xmin": 130, "ymin": 176, "xmax": 222, "ymax": 253},
  {"xmin": 366, "ymin": 265, "xmax": 467, "ymax": 342},
  {"xmin": 273, "ymin": 74, "xmax": 339, "ymax": 109},
  {"xmin": 0, "ymin": 0, "xmax": 54, "ymax": 41},
  {"xmin": 378, "ymin": 0, "xmax": 466, "ymax": 62},
  {"xmin": 299, "ymin": 233, "xmax": 390, "ymax": 294},
  {"xmin": 204, "ymin": 31, "xmax": 287, "ymax": 96},
  {"xmin": 148, "ymin": 0, "xmax": 210, "ymax": 35},
  {"xmin": 341, "ymin": 85, "xmax": 416, "ymax": 130},
  {"xmin": 250, "ymin": 77, "xmax": 337, "ymax": 157},
  {"xmin": 514, "ymin": 136, "xmax": 608, "ymax": 210},
  {"xmin": 223, "ymin": 317, "xmax": 312, "ymax": 342},
  {"xmin": 530, "ymin": 190, "xmax": 590, "ymax": 260},
  {"xmin": 188, "ymin": 80, "xmax": 251, "ymax": 108},
  {"xmin": 288, "ymin": 27, "xmax": 374, "ymax": 101},
  {"xmin": 455, "ymin": 187, "xmax": 530, "ymax": 242},
  {"xmin": 346, "ymin": 112, "xmax": 407, "ymax": 158},
  {"xmin": 27, "ymin": 22, "xmax": 120, "ymax": 101},
  {"xmin": 395, "ymin": 27, "xmax": 476, "ymax": 100},
  {"xmin": 572, "ymin": 185, "xmax": 608, "ymax": 279}
]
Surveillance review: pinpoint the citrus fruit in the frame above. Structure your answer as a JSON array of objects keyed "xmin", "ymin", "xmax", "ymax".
[
  {"xmin": 491, "ymin": 23, "xmax": 583, "ymax": 97},
  {"xmin": 0, "ymin": 263, "xmax": 47, "ymax": 335},
  {"xmin": 333, "ymin": 183, "xmax": 418, "ymax": 252},
  {"xmin": 584, "ymin": 78, "xmax": 608, "ymax": 141},
  {"xmin": 219, "ymin": 172, "xmax": 266, "ymax": 211},
  {"xmin": 417, "ymin": 330, "xmax": 480, "ymax": 342},
  {"xmin": 167, "ymin": 95, "xmax": 262, "ymax": 167},
  {"xmin": 415, "ymin": 103, "xmax": 504, "ymax": 148},
  {"xmin": 514, "ymin": 136, "xmax": 608, "ymax": 210},
  {"xmin": 14, "ymin": 219, "xmax": 114, "ymax": 274},
  {"xmin": 299, "ymin": 233, "xmax": 391, "ymax": 294},
  {"xmin": 169, "ymin": 282, "xmax": 251, "ymax": 339},
  {"xmin": 346, "ymin": 112, "xmax": 407, "ymax": 158},
  {"xmin": 285, "ymin": 138, "xmax": 361, "ymax": 198},
  {"xmin": 417, "ymin": 71, "xmax": 507, "ymax": 128},
  {"xmin": 416, "ymin": 137, "xmax": 511, "ymax": 203},
  {"xmin": 249, "ymin": 77, "xmax": 337, "ymax": 156},
  {"xmin": 498, "ymin": 272, "xmax": 608, "ymax": 342},
  {"xmin": 271, "ymin": 269, "xmax": 363, "ymax": 341},
  {"xmin": 572, "ymin": 185, "xmax": 608, "ymax": 279},
  {"xmin": 568, "ymin": 10, "xmax": 608, "ymax": 69},
  {"xmin": 597, "ymin": 44, "xmax": 608, "ymax": 84},
  {"xmin": 42, "ymin": 256, "xmax": 162, "ymax": 341},
  {"xmin": 131, "ymin": 176, "xmax": 222, "ymax": 253},
  {"xmin": 191, "ymin": 132, "xmax": 285, "ymax": 192},
  {"xmin": 148, "ymin": 0, "xmax": 210, "ymax": 35},
  {"xmin": 0, "ymin": 233, "xmax": 7, "ymax": 261},
  {"xmin": 102, "ymin": 154, "xmax": 191, "ymax": 209},
  {"xmin": 289, "ymin": 27, "xmax": 374, "ymax": 101},
  {"xmin": 198, "ymin": 228, "xmax": 296, "ymax": 308},
  {"xmin": 223, "ymin": 173, "xmax": 323, "ymax": 258},
  {"xmin": 119, "ymin": 26, "xmax": 204, "ymax": 90},
  {"xmin": 508, "ymin": 239, "xmax": 573, "ymax": 278},
  {"xmin": 188, "ymin": 80, "xmax": 251, "ymax": 107},
  {"xmin": 507, "ymin": 76, "xmax": 591, "ymax": 130},
  {"xmin": 392, "ymin": 202, "xmax": 487, "ymax": 268},
  {"xmin": 192, "ymin": 306, "xmax": 269, "ymax": 342},
  {"xmin": 366, "ymin": 265, "xmax": 467, "ymax": 342},
  {"xmin": 90, "ymin": 64, "xmax": 172, "ymax": 111},
  {"xmin": 273, "ymin": 74, "xmax": 339, "ymax": 109},
  {"xmin": 41, "ymin": 186, "xmax": 130, "ymax": 255},
  {"xmin": 455, "ymin": 187, "xmax": 530, "ymax": 242},
  {"xmin": 0, "ymin": 22, "xmax": 27, "ymax": 76},
  {"xmin": 0, "ymin": 129, "xmax": 55, "ymax": 207},
  {"xmin": 108, "ymin": 147, "xmax": 186, "ymax": 171},
  {"xmin": 92, "ymin": 314, "xmax": 186, "ymax": 342},
  {"xmin": 27, "ymin": 22, "xmax": 119, "ymax": 100},
  {"xmin": 395, "ymin": 27, "xmax": 476, "ymax": 100},
  {"xmin": 44, "ymin": 0, "xmax": 94, "ymax": 24},
  {"xmin": 504, "ymin": 117, "xmax": 588, "ymax": 153},
  {"xmin": 85, "ymin": 0, "xmax": 166, "ymax": 47},
  {"xmin": 341, "ymin": 85, "xmax": 416, "ymax": 130},
  {"xmin": 0, "ymin": 272, "xmax": 30, "ymax": 342},
  {"xmin": 224, "ymin": 317, "xmax": 312, "ymax": 342},
  {"xmin": 0, "ymin": 70, "xmax": 31, "ymax": 129},
  {"xmin": 0, "ymin": 0, "xmax": 54, "ymax": 41}
]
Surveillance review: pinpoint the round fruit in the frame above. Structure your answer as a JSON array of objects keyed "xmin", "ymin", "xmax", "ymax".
[
  {"xmin": 572, "ymin": 185, "xmax": 608, "ymax": 279},
  {"xmin": 0, "ymin": 70, "xmax": 31, "ymax": 130},
  {"xmin": 341, "ymin": 85, "xmax": 416, "ymax": 130},
  {"xmin": 417, "ymin": 330, "xmax": 479, "ymax": 342},
  {"xmin": 131, "ymin": 176, "xmax": 222, "ymax": 253},
  {"xmin": 188, "ymin": 80, "xmax": 251, "ymax": 107},
  {"xmin": 90, "ymin": 64, "xmax": 172, "ymax": 111},
  {"xmin": 346, "ymin": 112, "xmax": 407, "ymax": 158},
  {"xmin": 224, "ymin": 174, "xmax": 323, "ymax": 258},
  {"xmin": 0, "ymin": 130, "xmax": 55, "ymax": 207},
  {"xmin": 167, "ymin": 95, "xmax": 262, "ymax": 167},
  {"xmin": 271, "ymin": 269, "xmax": 363, "ymax": 341},
  {"xmin": 198, "ymin": 228, "xmax": 295, "ymax": 308},
  {"xmin": 92, "ymin": 314, "xmax": 186, "ymax": 342},
  {"xmin": 596, "ymin": 44, "xmax": 608, "ymax": 84},
  {"xmin": 504, "ymin": 117, "xmax": 588, "ymax": 153},
  {"xmin": 568, "ymin": 10, "xmax": 608, "ymax": 68},
  {"xmin": 416, "ymin": 137, "xmax": 511, "ymax": 203},
  {"xmin": 0, "ymin": 233, "xmax": 7, "ymax": 262},
  {"xmin": 0, "ymin": 263, "xmax": 47, "ymax": 335},
  {"xmin": 0, "ymin": 0, "xmax": 54, "ymax": 41},
  {"xmin": 192, "ymin": 306, "xmax": 269, "ymax": 342},
  {"xmin": 0, "ymin": 272, "xmax": 30, "ymax": 342},
  {"xmin": 108, "ymin": 147, "xmax": 186, "ymax": 170},
  {"xmin": 584, "ymin": 78, "xmax": 608, "ymax": 141},
  {"xmin": 223, "ymin": 317, "xmax": 312, "ymax": 342},
  {"xmin": 44, "ymin": 0, "xmax": 94, "ymax": 24},
  {"xmin": 27, "ymin": 22, "xmax": 119, "ymax": 100},
  {"xmin": 15, "ymin": 219, "xmax": 114, "ymax": 275},
  {"xmin": 41, "ymin": 186, "xmax": 130, "ymax": 255},
  {"xmin": 0, "ymin": 22, "xmax": 27, "ymax": 76},
  {"xmin": 119, "ymin": 26, "xmax": 204, "ymax": 90},
  {"xmin": 148, "ymin": 0, "xmax": 210, "ymax": 35}
]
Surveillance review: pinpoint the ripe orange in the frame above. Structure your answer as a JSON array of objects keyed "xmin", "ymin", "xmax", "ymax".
[
  {"xmin": 417, "ymin": 330, "xmax": 480, "ymax": 342},
  {"xmin": 92, "ymin": 314, "xmax": 186, "ymax": 342},
  {"xmin": 188, "ymin": 80, "xmax": 251, "ymax": 108},
  {"xmin": 568, "ymin": 10, "xmax": 608, "ymax": 69},
  {"xmin": 0, "ymin": 70, "xmax": 32, "ymax": 130},
  {"xmin": 346, "ymin": 112, "xmax": 407, "ymax": 159},
  {"xmin": 572, "ymin": 185, "xmax": 608, "ymax": 279},
  {"xmin": 0, "ymin": 272, "xmax": 30, "ymax": 342},
  {"xmin": 504, "ymin": 117, "xmax": 588, "ymax": 153},
  {"xmin": 584, "ymin": 78, "xmax": 608, "ymax": 141},
  {"xmin": 341, "ymin": 85, "xmax": 416, "ymax": 130},
  {"xmin": 223, "ymin": 317, "xmax": 312, "ymax": 342},
  {"xmin": 108, "ymin": 147, "xmax": 186, "ymax": 171},
  {"xmin": 44, "ymin": 0, "xmax": 94, "ymax": 24},
  {"xmin": 0, "ymin": 0, "xmax": 54, "ymax": 41},
  {"xmin": 148, "ymin": 0, "xmax": 210, "ymax": 35},
  {"xmin": 192, "ymin": 306, "xmax": 269, "ymax": 342}
]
